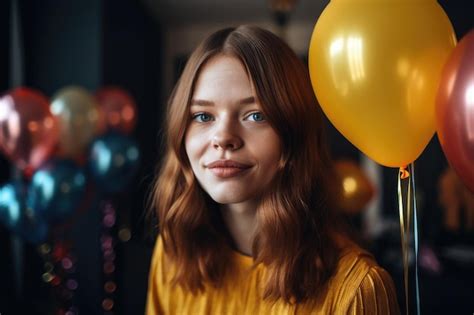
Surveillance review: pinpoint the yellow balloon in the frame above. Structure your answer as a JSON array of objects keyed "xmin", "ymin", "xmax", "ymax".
[
  {"xmin": 51, "ymin": 86, "xmax": 100, "ymax": 158},
  {"xmin": 309, "ymin": 0, "xmax": 456, "ymax": 167}
]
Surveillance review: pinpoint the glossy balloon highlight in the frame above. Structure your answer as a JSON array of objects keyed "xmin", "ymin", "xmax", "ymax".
[
  {"xmin": 50, "ymin": 86, "xmax": 100, "ymax": 158},
  {"xmin": 309, "ymin": 0, "xmax": 456, "ymax": 167},
  {"xmin": 89, "ymin": 133, "xmax": 140, "ymax": 193},
  {"xmin": 334, "ymin": 160, "xmax": 375, "ymax": 214},
  {"xmin": 28, "ymin": 159, "xmax": 86, "ymax": 223},
  {"xmin": 0, "ymin": 182, "xmax": 49, "ymax": 243},
  {"xmin": 0, "ymin": 88, "xmax": 59, "ymax": 171},
  {"xmin": 0, "ymin": 183, "xmax": 23, "ymax": 230},
  {"xmin": 436, "ymin": 30, "xmax": 474, "ymax": 193},
  {"xmin": 96, "ymin": 87, "xmax": 137, "ymax": 135}
]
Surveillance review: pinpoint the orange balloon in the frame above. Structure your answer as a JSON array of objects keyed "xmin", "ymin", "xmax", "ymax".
[
  {"xmin": 0, "ymin": 87, "xmax": 59, "ymax": 171},
  {"xmin": 334, "ymin": 160, "xmax": 375, "ymax": 214},
  {"xmin": 96, "ymin": 87, "xmax": 137, "ymax": 135}
]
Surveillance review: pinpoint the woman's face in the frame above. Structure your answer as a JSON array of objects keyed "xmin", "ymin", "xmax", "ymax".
[{"xmin": 185, "ymin": 54, "xmax": 282, "ymax": 206}]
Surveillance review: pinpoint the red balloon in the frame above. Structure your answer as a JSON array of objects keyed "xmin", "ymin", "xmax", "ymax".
[
  {"xmin": 95, "ymin": 87, "xmax": 137, "ymax": 134},
  {"xmin": 436, "ymin": 30, "xmax": 474, "ymax": 193},
  {"xmin": 0, "ymin": 87, "xmax": 59, "ymax": 171}
]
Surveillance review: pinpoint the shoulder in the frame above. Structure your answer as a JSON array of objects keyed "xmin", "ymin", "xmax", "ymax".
[
  {"xmin": 149, "ymin": 235, "xmax": 167, "ymax": 276},
  {"xmin": 146, "ymin": 235, "xmax": 167, "ymax": 315},
  {"xmin": 153, "ymin": 234, "xmax": 165, "ymax": 257},
  {"xmin": 328, "ymin": 243, "xmax": 400, "ymax": 314}
]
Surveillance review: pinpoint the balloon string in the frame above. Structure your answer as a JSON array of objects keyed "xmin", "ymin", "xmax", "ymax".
[
  {"xmin": 397, "ymin": 164, "xmax": 421, "ymax": 315},
  {"xmin": 397, "ymin": 167, "xmax": 409, "ymax": 315},
  {"xmin": 409, "ymin": 163, "xmax": 421, "ymax": 315}
]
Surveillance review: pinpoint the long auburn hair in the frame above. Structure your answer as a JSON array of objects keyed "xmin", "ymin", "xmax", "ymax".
[{"xmin": 151, "ymin": 25, "xmax": 344, "ymax": 304}]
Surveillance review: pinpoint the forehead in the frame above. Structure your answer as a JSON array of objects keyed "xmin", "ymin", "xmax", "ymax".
[{"xmin": 192, "ymin": 54, "xmax": 255, "ymax": 99}]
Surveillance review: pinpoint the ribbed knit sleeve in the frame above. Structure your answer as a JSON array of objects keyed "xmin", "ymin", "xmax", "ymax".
[{"xmin": 346, "ymin": 265, "xmax": 400, "ymax": 315}]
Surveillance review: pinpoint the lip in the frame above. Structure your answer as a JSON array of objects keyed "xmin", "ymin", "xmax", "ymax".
[{"xmin": 206, "ymin": 160, "xmax": 252, "ymax": 178}]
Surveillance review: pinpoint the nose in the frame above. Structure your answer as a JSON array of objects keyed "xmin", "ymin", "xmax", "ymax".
[{"xmin": 211, "ymin": 120, "xmax": 243, "ymax": 151}]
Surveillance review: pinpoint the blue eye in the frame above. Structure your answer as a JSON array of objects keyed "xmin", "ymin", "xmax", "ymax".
[
  {"xmin": 192, "ymin": 113, "xmax": 213, "ymax": 122},
  {"xmin": 247, "ymin": 112, "xmax": 265, "ymax": 122}
]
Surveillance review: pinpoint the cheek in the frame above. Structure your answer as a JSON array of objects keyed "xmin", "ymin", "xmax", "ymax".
[
  {"xmin": 184, "ymin": 128, "xmax": 207, "ymax": 165},
  {"xmin": 251, "ymin": 130, "xmax": 282, "ymax": 169}
]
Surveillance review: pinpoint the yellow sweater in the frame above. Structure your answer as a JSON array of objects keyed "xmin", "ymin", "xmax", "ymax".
[{"xmin": 146, "ymin": 236, "xmax": 400, "ymax": 314}]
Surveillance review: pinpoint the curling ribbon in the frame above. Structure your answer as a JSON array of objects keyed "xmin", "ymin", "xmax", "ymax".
[{"xmin": 397, "ymin": 163, "xmax": 420, "ymax": 315}]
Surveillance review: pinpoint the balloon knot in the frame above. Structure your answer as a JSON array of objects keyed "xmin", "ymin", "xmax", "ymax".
[{"xmin": 399, "ymin": 166, "xmax": 410, "ymax": 179}]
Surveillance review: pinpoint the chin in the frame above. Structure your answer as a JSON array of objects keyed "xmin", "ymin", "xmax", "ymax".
[
  {"xmin": 206, "ymin": 189, "xmax": 251, "ymax": 205},
  {"xmin": 208, "ymin": 194, "xmax": 245, "ymax": 205}
]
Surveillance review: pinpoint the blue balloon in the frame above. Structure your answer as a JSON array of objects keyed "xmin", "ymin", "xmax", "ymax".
[
  {"xmin": 0, "ymin": 183, "xmax": 23, "ymax": 230},
  {"xmin": 27, "ymin": 159, "xmax": 86, "ymax": 223},
  {"xmin": 0, "ymin": 182, "xmax": 49, "ymax": 244},
  {"xmin": 89, "ymin": 133, "xmax": 140, "ymax": 193},
  {"xmin": 15, "ymin": 210, "xmax": 49, "ymax": 244}
]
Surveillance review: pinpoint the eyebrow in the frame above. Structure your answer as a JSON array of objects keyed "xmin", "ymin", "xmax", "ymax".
[{"xmin": 190, "ymin": 96, "xmax": 256, "ymax": 106}]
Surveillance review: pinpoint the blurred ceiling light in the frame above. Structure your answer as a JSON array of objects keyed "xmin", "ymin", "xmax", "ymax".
[
  {"xmin": 269, "ymin": 0, "xmax": 299, "ymax": 13},
  {"xmin": 268, "ymin": 0, "xmax": 299, "ymax": 33}
]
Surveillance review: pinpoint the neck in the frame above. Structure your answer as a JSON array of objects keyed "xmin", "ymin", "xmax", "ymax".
[{"xmin": 220, "ymin": 200, "xmax": 258, "ymax": 256}]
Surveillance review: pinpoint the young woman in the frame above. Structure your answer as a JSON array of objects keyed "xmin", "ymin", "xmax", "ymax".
[{"xmin": 146, "ymin": 25, "xmax": 400, "ymax": 314}]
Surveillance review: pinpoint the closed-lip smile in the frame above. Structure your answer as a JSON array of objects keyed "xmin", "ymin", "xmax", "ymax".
[{"xmin": 206, "ymin": 160, "xmax": 252, "ymax": 178}]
